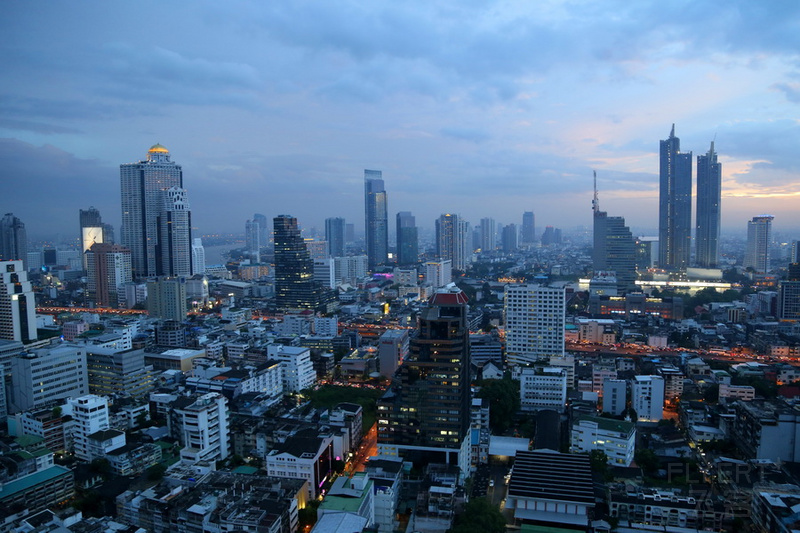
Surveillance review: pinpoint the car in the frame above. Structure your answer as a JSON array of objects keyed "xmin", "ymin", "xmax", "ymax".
[{"xmin": 489, "ymin": 479, "xmax": 494, "ymax": 487}]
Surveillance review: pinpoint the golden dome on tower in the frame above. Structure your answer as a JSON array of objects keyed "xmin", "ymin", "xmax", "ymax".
[{"xmin": 148, "ymin": 143, "xmax": 169, "ymax": 154}]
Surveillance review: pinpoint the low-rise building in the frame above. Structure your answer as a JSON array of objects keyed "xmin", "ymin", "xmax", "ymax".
[{"xmin": 570, "ymin": 416, "xmax": 636, "ymax": 466}]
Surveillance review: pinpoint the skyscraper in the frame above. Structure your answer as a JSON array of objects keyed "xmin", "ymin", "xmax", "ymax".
[
  {"xmin": 120, "ymin": 144, "xmax": 183, "ymax": 278},
  {"xmin": 695, "ymin": 142, "xmax": 722, "ymax": 268},
  {"xmin": 86, "ymin": 243, "xmax": 132, "ymax": 308},
  {"xmin": 274, "ymin": 215, "xmax": 325, "ymax": 311},
  {"xmin": 0, "ymin": 260, "xmax": 36, "ymax": 343},
  {"xmin": 79, "ymin": 207, "xmax": 104, "ymax": 270},
  {"xmin": 191, "ymin": 238, "xmax": 205, "ymax": 276},
  {"xmin": 0, "ymin": 214, "xmax": 27, "ymax": 271},
  {"xmin": 325, "ymin": 217, "xmax": 346, "ymax": 258},
  {"xmin": 658, "ymin": 125, "xmax": 692, "ymax": 271},
  {"xmin": 504, "ymin": 284, "xmax": 566, "ymax": 366},
  {"xmin": 157, "ymin": 187, "xmax": 192, "ymax": 277},
  {"xmin": 245, "ymin": 219, "xmax": 261, "ymax": 260},
  {"xmin": 377, "ymin": 285, "xmax": 471, "ymax": 466},
  {"xmin": 479, "ymin": 218, "xmax": 496, "ymax": 252},
  {"xmin": 146, "ymin": 277, "xmax": 187, "ymax": 321},
  {"xmin": 502, "ymin": 224, "xmax": 518, "ymax": 253},
  {"xmin": 364, "ymin": 170, "xmax": 388, "ymax": 270},
  {"xmin": 252, "ymin": 213, "xmax": 268, "ymax": 248},
  {"xmin": 521, "ymin": 211, "xmax": 536, "ymax": 245},
  {"xmin": 436, "ymin": 214, "xmax": 470, "ymax": 271},
  {"xmin": 396, "ymin": 211, "xmax": 418, "ymax": 266},
  {"xmin": 745, "ymin": 215, "xmax": 774, "ymax": 273},
  {"xmin": 593, "ymin": 172, "xmax": 637, "ymax": 293}
]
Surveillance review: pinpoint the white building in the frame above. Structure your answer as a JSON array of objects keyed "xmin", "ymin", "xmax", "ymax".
[
  {"xmin": 592, "ymin": 365, "xmax": 617, "ymax": 396},
  {"xmin": 66, "ymin": 394, "xmax": 112, "ymax": 461},
  {"xmin": 602, "ymin": 379, "xmax": 627, "ymax": 416},
  {"xmin": 719, "ymin": 383, "xmax": 756, "ymax": 402},
  {"xmin": 334, "ymin": 255, "xmax": 368, "ymax": 285},
  {"xmin": 518, "ymin": 366, "xmax": 567, "ymax": 413},
  {"xmin": 10, "ymin": 344, "xmax": 89, "ymax": 414},
  {"xmin": 570, "ymin": 416, "xmax": 636, "ymax": 466},
  {"xmin": 425, "ymin": 260, "xmax": 452, "ymax": 289},
  {"xmin": 505, "ymin": 284, "xmax": 566, "ymax": 365},
  {"xmin": 191, "ymin": 238, "xmax": 205, "ymax": 276},
  {"xmin": 266, "ymin": 430, "xmax": 334, "ymax": 499},
  {"xmin": 314, "ymin": 316, "xmax": 338, "ymax": 337},
  {"xmin": 631, "ymin": 375, "xmax": 665, "ymax": 422},
  {"xmin": 378, "ymin": 329, "xmax": 409, "ymax": 378},
  {"xmin": 267, "ymin": 345, "xmax": 316, "ymax": 393},
  {"xmin": 576, "ymin": 318, "xmax": 616, "ymax": 344},
  {"xmin": 0, "ymin": 260, "xmax": 37, "ymax": 343},
  {"xmin": 393, "ymin": 268, "xmax": 418, "ymax": 286},
  {"xmin": 174, "ymin": 392, "xmax": 229, "ymax": 463},
  {"xmin": 157, "ymin": 187, "xmax": 193, "ymax": 277}
]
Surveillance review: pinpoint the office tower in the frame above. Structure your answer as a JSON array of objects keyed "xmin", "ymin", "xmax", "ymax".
[
  {"xmin": 334, "ymin": 255, "xmax": 369, "ymax": 285},
  {"xmin": 779, "ymin": 264, "xmax": 800, "ymax": 320},
  {"xmin": 377, "ymin": 286, "xmax": 471, "ymax": 464},
  {"xmin": 314, "ymin": 258, "xmax": 336, "ymax": 288},
  {"xmin": 695, "ymin": 142, "xmax": 722, "ymax": 268},
  {"xmin": 0, "ymin": 213, "xmax": 27, "ymax": 270},
  {"xmin": 631, "ymin": 375, "xmax": 665, "ymax": 422},
  {"xmin": 245, "ymin": 219, "xmax": 261, "ymax": 260},
  {"xmin": 378, "ymin": 329, "xmax": 409, "ymax": 378},
  {"xmin": 541, "ymin": 226, "xmax": 561, "ymax": 246},
  {"xmin": 792, "ymin": 241, "xmax": 800, "ymax": 264},
  {"xmin": 521, "ymin": 211, "xmax": 536, "ymax": 245},
  {"xmin": 274, "ymin": 215, "xmax": 322, "ymax": 311},
  {"xmin": 364, "ymin": 169, "xmax": 388, "ymax": 270},
  {"xmin": 425, "ymin": 260, "xmax": 452, "ymax": 289},
  {"xmin": 436, "ymin": 214, "xmax": 470, "ymax": 271},
  {"xmin": 504, "ymin": 284, "xmax": 566, "ymax": 366},
  {"xmin": 9, "ymin": 344, "xmax": 89, "ymax": 414},
  {"xmin": 592, "ymin": 172, "xmax": 637, "ymax": 293},
  {"xmin": 305, "ymin": 239, "xmax": 328, "ymax": 261},
  {"xmin": 345, "ymin": 223, "xmax": 355, "ymax": 244},
  {"xmin": 502, "ymin": 224, "xmax": 518, "ymax": 253},
  {"xmin": 157, "ymin": 187, "xmax": 193, "ymax": 277},
  {"xmin": 252, "ymin": 213, "xmax": 268, "ymax": 247},
  {"xmin": 479, "ymin": 218, "xmax": 496, "ymax": 252},
  {"xmin": 325, "ymin": 217, "xmax": 346, "ymax": 258},
  {"xmin": 147, "ymin": 277, "xmax": 187, "ymax": 321},
  {"xmin": 191, "ymin": 238, "xmax": 205, "ymax": 275},
  {"xmin": 67, "ymin": 395, "xmax": 111, "ymax": 461},
  {"xmin": 120, "ymin": 144, "xmax": 183, "ymax": 278},
  {"xmin": 658, "ymin": 125, "xmax": 693, "ymax": 271},
  {"xmin": 745, "ymin": 215, "xmax": 774, "ymax": 273},
  {"xmin": 396, "ymin": 212, "xmax": 418, "ymax": 265},
  {"xmin": 103, "ymin": 223, "xmax": 115, "ymax": 244},
  {"xmin": 86, "ymin": 243, "xmax": 132, "ymax": 308},
  {"xmin": 0, "ymin": 260, "xmax": 37, "ymax": 343},
  {"xmin": 79, "ymin": 207, "xmax": 104, "ymax": 269}
]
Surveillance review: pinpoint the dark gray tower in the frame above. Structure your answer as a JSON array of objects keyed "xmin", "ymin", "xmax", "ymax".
[
  {"xmin": 325, "ymin": 217, "xmax": 346, "ymax": 258},
  {"xmin": 0, "ymin": 214, "xmax": 27, "ymax": 271},
  {"xmin": 364, "ymin": 170, "xmax": 388, "ymax": 270},
  {"xmin": 658, "ymin": 125, "xmax": 692, "ymax": 271},
  {"xmin": 396, "ymin": 211, "xmax": 418, "ymax": 265},
  {"xmin": 593, "ymin": 172, "xmax": 637, "ymax": 293},
  {"xmin": 695, "ymin": 142, "xmax": 721, "ymax": 268}
]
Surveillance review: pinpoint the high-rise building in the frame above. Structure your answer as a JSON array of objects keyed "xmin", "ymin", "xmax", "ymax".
[
  {"xmin": 745, "ymin": 215, "xmax": 774, "ymax": 273},
  {"xmin": 396, "ymin": 212, "xmax": 418, "ymax": 265},
  {"xmin": 0, "ymin": 213, "xmax": 27, "ymax": 271},
  {"xmin": 695, "ymin": 142, "xmax": 722, "ymax": 268},
  {"xmin": 172, "ymin": 392, "xmax": 230, "ymax": 463},
  {"xmin": 502, "ymin": 224, "xmax": 518, "ymax": 253},
  {"xmin": 593, "ymin": 172, "xmax": 637, "ymax": 294},
  {"xmin": 79, "ymin": 207, "xmax": 104, "ymax": 270},
  {"xmin": 377, "ymin": 285, "xmax": 471, "ymax": 466},
  {"xmin": 658, "ymin": 125, "xmax": 692, "ymax": 271},
  {"xmin": 779, "ymin": 264, "xmax": 800, "ymax": 320},
  {"xmin": 252, "ymin": 213, "xmax": 268, "ymax": 248},
  {"xmin": 245, "ymin": 219, "xmax": 261, "ymax": 260},
  {"xmin": 0, "ymin": 260, "xmax": 37, "ymax": 343},
  {"xmin": 67, "ymin": 395, "xmax": 111, "ymax": 461},
  {"xmin": 274, "ymin": 215, "xmax": 326, "ymax": 311},
  {"xmin": 120, "ymin": 144, "xmax": 183, "ymax": 278},
  {"xmin": 364, "ymin": 170, "xmax": 388, "ymax": 270},
  {"xmin": 479, "ymin": 218, "xmax": 496, "ymax": 253},
  {"xmin": 540, "ymin": 226, "xmax": 561, "ymax": 246},
  {"xmin": 156, "ymin": 187, "xmax": 192, "ymax": 277},
  {"xmin": 436, "ymin": 214, "xmax": 470, "ymax": 271},
  {"xmin": 191, "ymin": 238, "xmax": 205, "ymax": 276},
  {"xmin": 147, "ymin": 277, "xmax": 187, "ymax": 321},
  {"xmin": 631, "ymin": 375, "xmax": 665, "ymax": 422},
  {"xmin": 86, "ymin": 243, "xmax": 132, "ymax": 308},
  {"xmin": 9, "ymin": 344, "xmax": 89, "ymax": 414},
  {"xmin": 325, "ymin": 217, "xmax": 346, "ymax": 258},
  {"xmin": 521, "ymin": 211, "xmax": 536, "ymax": 245},
  {"xmin": 504, "ymin": 284, "xmax": 566, "ymax": 366},
  {"xmin": 425, "ymin": 260, "xmax": 452, "ymax": 289}
]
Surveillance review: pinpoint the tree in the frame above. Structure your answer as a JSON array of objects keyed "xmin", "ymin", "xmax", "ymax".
[
  {"xmin": 449, "ymin": 498, "xmax": 505, "ymax": 533},
  {"xmin": 477, "ymin": 378, "xmax": 520, "ymax": 433},
  {"xmin": 635, "ymin": 449, "xmax": 659, "ymax": 476}
]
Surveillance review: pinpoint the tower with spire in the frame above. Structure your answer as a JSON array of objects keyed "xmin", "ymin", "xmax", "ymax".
[
  {"xmin": 695, "ymin": 141, "xmax": 722, "ymax": 268},
  {"xmin": 658, "ymin": 125, "xmax": 693, "ymax": 271}
]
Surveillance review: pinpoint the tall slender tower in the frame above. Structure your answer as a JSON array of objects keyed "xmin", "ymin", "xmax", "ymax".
[
  {"xmin": 245, "ymin": 219, "xmax": 261, "ymax": 260},
  {"xmin": 79, "ymin": 207, "xmax": 104, "ymax": 270},
  {"xmin": 364, "ymin": 170, "xmax": 388, "ymax": 270},
  {"xmin": 274, "ymin": 215, "xmax": 321, "ymax": 311},
  {"xmin": 120, "ymin": 144, "xmax": 183, "ymax": 278},
  {"xmin": 745, "ymin": 215, "xmax": 774, "ymax": 273},
  {"xmin": 695, "ymin": 142, "xmax": 722, "ymax": 268},
  {"xmin": 658, "ymin": 125, "xmax": 692, "ymax": 271},
  {"xmin": 0, "ymin": 214, "xmax": 27, "ymax": 271},
  {"xmin": 156, "ymin": 187, "xmax": 193, "ymax": 277},
  {"xmin": 593, "ymin": 171, "xmax": 637, "ymax": 293},
  {"xmin": 436, "ymin": 214, "xmax": 470, "ymax": 271},
  {"xmin": 479, "ymin": 218, "xmax": 496, "ymax": 252},
  {"xmin": 396, "ymin": 212, "xmax": 418, "ymax": 265},
  {"xmin": 521, "ymin": 211, "xmax": 536, "ymax": 246},
  {"xmin": 0, "ymin": 260, "xmax": 36, "ymax": 343},
  {"xmin": 86, "ymin": 243, "xmax": 132, "ymax": 308}
]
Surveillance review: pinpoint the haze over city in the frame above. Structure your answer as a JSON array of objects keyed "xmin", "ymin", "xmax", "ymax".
[{"xmin": 2, "ymin": 1, "xmax": 800, "ymax": 238}]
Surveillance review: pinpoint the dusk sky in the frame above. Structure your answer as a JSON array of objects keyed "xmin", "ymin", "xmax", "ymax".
[{"xmin": 2, "ymin": 1, "xmax": 800, "ymax": 241}]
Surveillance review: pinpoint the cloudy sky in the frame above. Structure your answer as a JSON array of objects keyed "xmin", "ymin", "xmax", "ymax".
[{"xmin": 2, "ymin": 1, "xmax": 800, "ymax": 241}]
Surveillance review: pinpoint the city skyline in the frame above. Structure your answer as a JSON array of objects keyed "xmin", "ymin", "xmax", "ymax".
[{"xmin": 3, "ymin": 3, "xmax": 800, "ymax": 239}]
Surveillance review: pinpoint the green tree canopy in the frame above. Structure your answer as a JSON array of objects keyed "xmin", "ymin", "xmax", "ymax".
[
  {"xmin": 477, "ymin": 378, "xmax": 520, "ymax": 433},
  {"xmin": 449, "ymin": 498, "xmax": 505, "ymax": 533}
]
